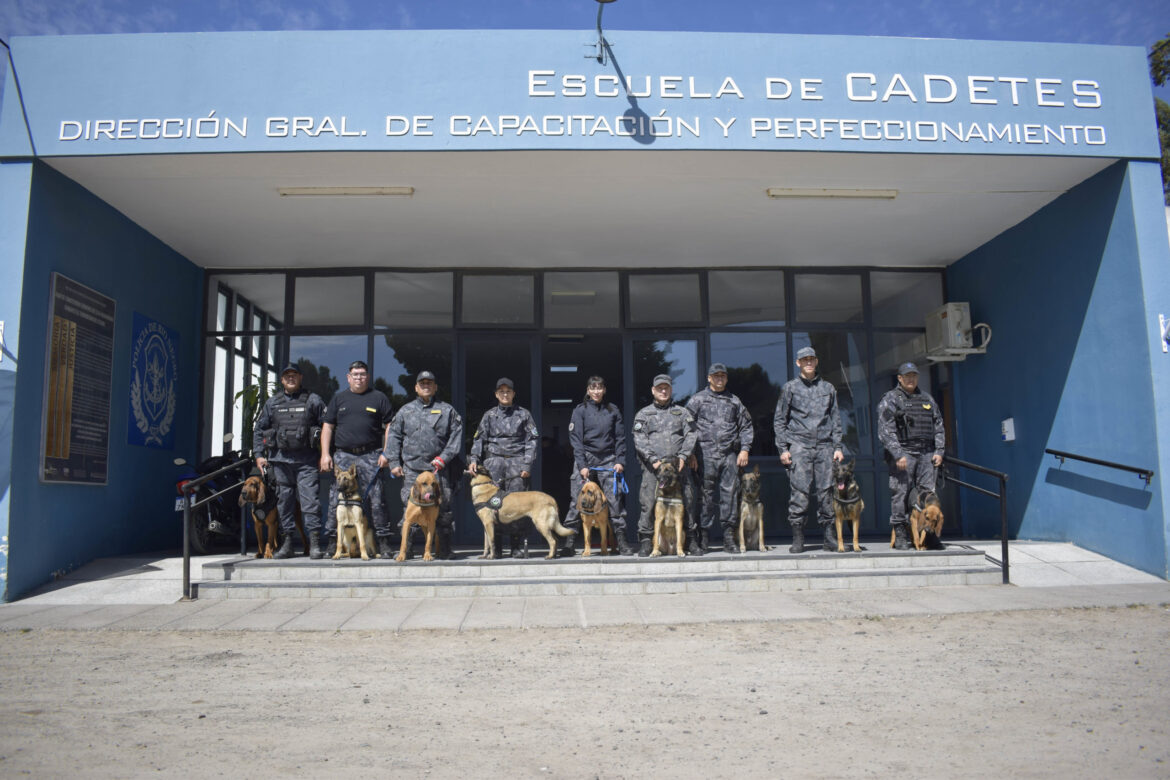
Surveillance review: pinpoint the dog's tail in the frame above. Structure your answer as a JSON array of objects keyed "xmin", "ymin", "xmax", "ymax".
[{"xmin": 552, "ymin": 517, "xmax": 576, "ymax": 538}]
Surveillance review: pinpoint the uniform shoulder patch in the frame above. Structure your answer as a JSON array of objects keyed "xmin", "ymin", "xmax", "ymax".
[
  {"xmin": 633, "ymin": 421, "xmax": 643, "ymax": 431},
  {"xmin": 568, "ymin": 422, "xmax": 574, "ymax": 432},
  {"xmin": 670, "ymin": 408, "xmax": 682, "ymax": 415}
]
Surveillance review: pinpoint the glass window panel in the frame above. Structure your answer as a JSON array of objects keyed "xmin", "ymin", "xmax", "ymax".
[
  {"xmin": 461, "ymin": 274, "xmax": 534, "ymax": 325},
  {"xmin": 208, "ymin": 274, "xmax": 284, "ymax": 331},
  {"xmin": 710, "ymin": 332, "xmax": 789, "ymax": 457},
  {"xmin": 374, "ymin": 334, "xmax": 454, "ymax": 408},
  {"xmin": 873, "ymin": 332, "xmax": 933, "ymax": 397},
  {"xmin": 234, "ymin": 302, "xmax": 246, "ymax": 351},
  {"xmin": 870, "ymin": 272, "xmax": 944, "ymax": 327},
  {"xmin": 790, "ymin": 331, "xmax": 870, "ymax": 457},
  {"xmin": 627, "ymin": 274, "xmax": 702, "ymax": 326},
  {"xmin": 794, "ymin": 274, "xmax": 863, "ymax": 323},
  {"xmin": 544, "ymin": 272, "xmax": 620, "ymax": 329},
  {"xmin": 215, "ymin": 291, "xmax": 228, "ymax": 332},
  {"xmin": 211, "ymin": 343, "xmax": 228, "ymax": 457},
  {"xmin": 294, "ymin": 276, "xmax": 366, "ymax": 327},
  {"xmin": 288, "ymin": 335, "xmax": 368, "ymax": 406},
  {"xmin": 374, "ymin": 272, "xmax": 453, "ymax": 328},
  {"xmin": 232, "ymin": 354, "xmax": 246, "ymax": 447},
  {"xmin": 252, "ymin": 315, "xmax": 263, "ymax": 362},
  {"xmin": 709, "ymin": 270, "xmax": 785, "ymax": 327},
  {"xmin": 631, "ymin": 338, "xmax": 699, "ymax": 409}
]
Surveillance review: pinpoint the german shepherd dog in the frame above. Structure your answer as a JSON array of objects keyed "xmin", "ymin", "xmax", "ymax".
[
  {"xmin": 333, "ymin": 465, "xmax": 376, "ymax": 560},
  {"xmin": 397, "ymin": 470, "xmax": 441, "ymax": 562},
  {"xmin": 737, "ymin": 465, "xmax": 767, "ymax": 552},
  {"xmin": 832, "ymin": 459, "xmax": 865, "ymax": 553},
  {"xmin": 468, "ymin": 467, "xmax": 575, "ymax": 560},
  {"xmin": 651, "ymin": 461, "xmax": 686, "ymax": 557},
  {"xmin": 909, "ymin": 489, "xmax": 944, "ymax": 550},
  {"xmin": 577, "ymin": 478, "xmax": 617, "ymax": 556},
  {"xmin": 239, "ymin": 471, "xmax": 307, "ymax": 559}
]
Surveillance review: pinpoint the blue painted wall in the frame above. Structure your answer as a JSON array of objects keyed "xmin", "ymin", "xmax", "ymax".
[
  {"xmin": 5, "ymin": 162, "xmax": 201, "ymax": 600},
  {"xmin": 947, "ymin": 161, "xmax": 1169, "ymax": 577}
]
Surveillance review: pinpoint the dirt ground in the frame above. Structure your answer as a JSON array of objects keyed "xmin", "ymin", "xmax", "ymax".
[{"xmin": 0, "ymin": 606, "xmax": 1167, "ymax": 778}]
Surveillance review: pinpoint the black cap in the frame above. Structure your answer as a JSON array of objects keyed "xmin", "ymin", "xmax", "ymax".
[
  {"xmin": 898, "ymin": 362, "xmax": 920, "ymax": 375},
  {"xmin": 416, "ymin": 370, "xmax": 436, "ymax": 383},
  {"xmin": 796, "ymin": 347, "xmax": 817, "ymax": 360},
  {"xmin": 496, "ymin": 377, "xmax": 514, "ymax": 390},
  {"xmin": 348, "ymin": 360, "xmax": 368, "ymax": 372},
  {"xmin": 280, "ymin": 363, "xmax": 302, "ymax": 375},
  {"xmin": 652, "ymin": 374, "xmax": 673, "ymax": 387},
  {"xmin": 708, "ymin": 362, "xmax": 728, "ymax": 375}
]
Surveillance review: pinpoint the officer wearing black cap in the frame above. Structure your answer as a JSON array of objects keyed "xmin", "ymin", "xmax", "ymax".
[
  {"xmin": 385, "ymin": 370, "xmax": 463, "ymax": 559},
  {"xmin": 877, "ymin": 362, "xmax": 945, "ymax": 549},
  {"xmin": 319, "ymin": 360, "xmax": 395, "ymax": 558},
  {"xmin": 774, "ymin": 346, "xmax": 844, "ymax": 553},
  {"xmin": 469, "ymin": 377, "xmax": 538, "ymax": 557},
  {"xmin": 685, "ymin": 362, "xmax": 754, "ymax": 554},
  {"xmin": 632, "ymin": 373, "xmax": 698, "ymax": 557},
  {"xmin": 253, "ymin": 362, "xmax": 326, "ymax": 558}
]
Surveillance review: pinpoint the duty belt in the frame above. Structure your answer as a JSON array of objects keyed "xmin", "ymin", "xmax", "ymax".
[{"xmin": 337, "ymin": 443, "xmax": 378, "ymax": 456}]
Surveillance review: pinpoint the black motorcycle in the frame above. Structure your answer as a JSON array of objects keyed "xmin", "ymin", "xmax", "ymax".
[{"xmin": 173, "ymin": 435, "xmax": 250, "ymax": 555}]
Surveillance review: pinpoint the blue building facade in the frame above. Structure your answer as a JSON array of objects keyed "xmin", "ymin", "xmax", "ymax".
[{"xmin": 0, "ymin": 29, "xmax": 1166, "ymax": 598}]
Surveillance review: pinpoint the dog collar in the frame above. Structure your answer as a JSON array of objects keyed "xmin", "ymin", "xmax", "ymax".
[
  {"xmin": 835, "ymin": 493, "xmax": 862, "ymax": 505},
  {"xmin": 741, "ymin": 498, "xmax": 762, "ymax": 506},
  {"xmin": 656, "ymin": 496, "xmax": 685, "ymax": 506},
  {"xmin": 410, "ymin": 498, "xmax": 438, "ymax": 507}
]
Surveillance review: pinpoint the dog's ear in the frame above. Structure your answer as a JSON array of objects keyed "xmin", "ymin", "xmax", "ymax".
[{"xmin": 752, "ymin": 464, "xmax": 760, "ymax": 476}]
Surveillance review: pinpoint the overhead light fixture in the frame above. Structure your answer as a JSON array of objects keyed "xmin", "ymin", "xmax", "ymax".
[
  {"xmin": 766, "ymin": 187, "xmax": 897, "ymax": 200},
  {"xmin": 550, "ymin": 399, "xmax": 576, "ymax": 405},
  {"xmin": 277, "ymin": 186, "xmax": 415, "ymax": 197},
  {"xmin": 549, "ymin": 365, "xmax": 579, "ymax": 373}
]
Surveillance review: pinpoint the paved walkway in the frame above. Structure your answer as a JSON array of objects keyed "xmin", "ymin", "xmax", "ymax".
[{"xmin": 2, "ymin": 540, "xmax": 1166, "ymax": 631}]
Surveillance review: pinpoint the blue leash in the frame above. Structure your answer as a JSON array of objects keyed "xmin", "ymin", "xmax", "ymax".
[
  {"xmin": 361, "ymin": 466, "xmax": 385, "ymax": 503},
  {"xmin": 589, "ymin": 466, "xmax": 629, "ymax": 496}
]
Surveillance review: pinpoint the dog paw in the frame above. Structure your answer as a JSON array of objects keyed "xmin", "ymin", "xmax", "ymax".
[
  {"xmin": 650, "ymin": 550, "xmax": 662, "ymax": 557},
  {"xmin": 423, "ymin": 554, "xmax": 434, "ymax": 562}
]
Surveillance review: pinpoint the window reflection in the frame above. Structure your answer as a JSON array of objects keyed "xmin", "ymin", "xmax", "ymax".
[
  {"xmin": 288, "ymin": 335, "xmax": 368, "ymax": 406},
  {"xmin": 462, "ymin": 275, "xmax": 534, "ymax": 325},
  {"xmin": 794, "ymin": 274, "xmax": 863, "ymax": 323},
  {"xmin": 373, "ymin": 334, "xmax": 453, "ymax": 408},
  {"xmin": 710, "ymin": 332, "xmax": 788, "ymax": 456},
  {"xmin": 294, "ymin": 276, "xmax": 366, "ymax": 327},
  {"xmin": 375, "ymin": 272, "xmax": 452, "ymax": 328},
  {"xmin": 632, "ymin": 339, "xmax": 699, "ymax": 409},
  {"xmin": 628, "ymin": 274, "xmax": 702, "ymax": 325},
  {"xmin": 790, "ymin": 331, "xmax": 870, "ymax": 457},
  {"xmin": 870, "ymin": 272, "xmax": 944, "ymax": 327},
  {"xmin": 544, "ymin": 272, "xmax": 619, "ymax": 328},
  {"xmin": 709, "ymin": 271, "xmax": 785, "ymax": 327}
]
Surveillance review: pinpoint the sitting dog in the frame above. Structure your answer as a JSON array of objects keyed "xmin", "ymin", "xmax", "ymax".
[
  {"xmin": 333, "ymin": 465, "xmax": 376, "ymax": 560},
  {"xmin": 651, "ymin": 461, "xmax": 686, "ymax": 558},
  {"xmin": 909, "ymin": 489, "xmax": 945, "ymax": 550},
  {"xmin": 397, "ymin": 470, "xmax": 440, "ymax": 562},
  {"xmin": 832, "ymin": 459, "xmax": 865, "ymax": 553},
  {"xmin": 468, "ymin": 467, "xmax": 574, "ymax": 559},
  {"xmin": 577, "ymin": 478, "xmax": 616, "ymax": 557},
  {"xmin": 737, "ymin": 465, "xmax": 767, "ymax": 553},
  {"xmin": 238, "ymin": 471, "xmax": 307, "ymax": 559}
]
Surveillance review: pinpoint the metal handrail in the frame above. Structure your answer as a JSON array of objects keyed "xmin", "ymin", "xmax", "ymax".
[
  {"xmin": 180, "ymin": 456, "xmax": 251, "ymax": 601},
  {"xmin": 1044, "ymin": 448, "xmax": 1154, "ymax": 485},
  {"xmin": 942, "ymin": 455, "xmax": 1010, "ymax": 585}
]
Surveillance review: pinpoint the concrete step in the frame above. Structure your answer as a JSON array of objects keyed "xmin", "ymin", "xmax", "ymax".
[{"xmin": 195, "ymin": 544, "xmax": 1003, "ymax": 599}]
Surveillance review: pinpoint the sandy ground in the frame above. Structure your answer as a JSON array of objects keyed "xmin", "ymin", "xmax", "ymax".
[{"xmin": 0, "ymin": 606, "xmax": 1167, "ymax": 778}]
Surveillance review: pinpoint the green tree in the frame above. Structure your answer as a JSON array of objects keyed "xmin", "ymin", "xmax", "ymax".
[{"xmin": 1151, "ymin": 34, "xmax": 1170, "ymax": 204}]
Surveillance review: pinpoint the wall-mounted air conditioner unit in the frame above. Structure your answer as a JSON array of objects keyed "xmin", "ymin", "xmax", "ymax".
[{"xmin": 924, "ymin": 302, "xmax": 991, "ymax": 362}]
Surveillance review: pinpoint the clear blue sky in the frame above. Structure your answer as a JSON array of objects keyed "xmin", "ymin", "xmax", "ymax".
[{"xmin": 2, "ymin": 0, "xmax": 1169, "ymax": 99}]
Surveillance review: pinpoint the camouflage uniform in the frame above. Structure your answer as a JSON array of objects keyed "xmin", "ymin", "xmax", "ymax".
[
  {"xmin": 773, "ymin": 374, "xmax": 843, "ymax": 530},
  {"xmin": 877, "ymin": 386, "xmax": 944, "ymax": 527},
  {"xmin": 685, "ymin": 388, "xmax": 754, "ymax": 536},
  {"xmin": 632, "ymin": 402, "xmax": 698, "ymax": 538},
  {"xmin": 385, "ymin": 397, "xmax": 464, "ymax": 533},
  {"xmin": 469, "ymin": 404, "xmax": 538, "ymax": 493},
  {"xmin": 252, "ymin": 389, "xmax": 325, "ymax": 535}
]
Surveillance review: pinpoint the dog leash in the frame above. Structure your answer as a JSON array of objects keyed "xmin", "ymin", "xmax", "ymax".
[
  {"xmin": 588, "ymin": 466, "xmax": 629, "ymax": 496},
  {"xmin": 361, "ymin": 466, "xmax": 385, "ymax": 503}
]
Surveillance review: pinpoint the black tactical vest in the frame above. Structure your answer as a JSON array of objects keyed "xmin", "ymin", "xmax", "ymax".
[
  {"xmin": 272, "ymin": 391, "xmax": 312, "ymax": 451},
  {"xmin": 895, "ymin": 390, "xmax": 937, "ymax": 449}
]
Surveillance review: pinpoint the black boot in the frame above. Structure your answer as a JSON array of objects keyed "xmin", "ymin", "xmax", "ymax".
[
  {"xmin": 557, "ymin": 533, "xmax": 576, "ymax": 558},
  {"xmin": 510, "ymin": 534, "xmax": 529, "ymax": 559},
  {"xmin": 436, "ymin": 527, "xmax": 454, "ymax": 560},
  {"xmin": 823, "ymin": 523, "xmax": 838, "ymax": 552},
  {"xmin": 323, "ymin": 535, "xmax": 336, "ymax": 559},
  {"xmin": 789, "ymin": 526, "xmax": 805, "ymax": 554},
  {"xmin": 893, "ymin": 523, "xmax": 912, "ymax": 550},
  {"xmin": 683, "ymin": 530, "xmax": 702, "ymax": 561},
  {"xmin": 377, "ymin": 535, "xmax": 395, "ymax": 559},
  {"xmin": 308, "ymin": 531, "xmax": 323, "ymax": 560},
  {"xmin": 637, "ymin": 536, "xmax": 652, "ymax": 557},
  {"xmin": 272, "ymin": 534, "xmax": 295, "ymax": 559},
  {"xmin": 616, "ymin": 533, "xmax": 636, "ymax": 556},
  {"xmin": 699, "ymin": 528, "xmax": 710, "ymax": 554}
]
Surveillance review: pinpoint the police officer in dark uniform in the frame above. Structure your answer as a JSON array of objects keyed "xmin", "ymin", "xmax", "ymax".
[
  {"xmin": 564, "ymin": 376, "xmax": 634, "ymax": 556},
  {"xmin": 319, "ymin": 360, "xmax": 395, "ymax": 558},
  {"xmin": 685, "ymin": 362, "xmax": 754, "ymax": 554},
  {"xmin": 877, "ymin": 362, "xmax": 945, "ymax": 550},
  {"xmin": 253, "ymin": 363, "xmax": 326, "ymax": 558},
  {"xmin": 385, "ymin": 371, "xmax": 463, "ymax": 560},
  {"xmin": 774, "ymin": 347, "xmax": 844, "ymax": 553},
  {"xmin": 632, "ymin": 374, "xmax": 699, "ymax": 557},
  {"xmin": 469, "ymin": 377, "xmax": 538, "ymax": 558}
]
